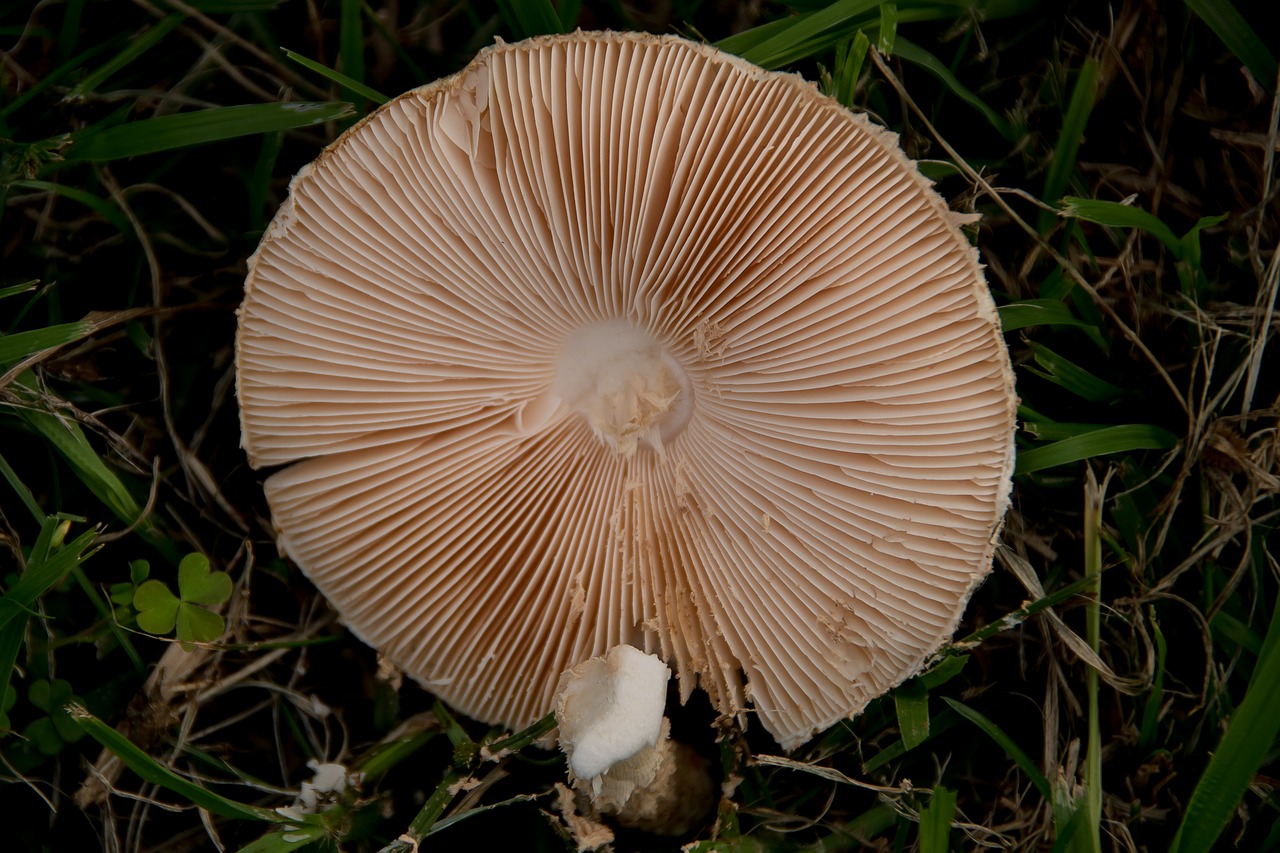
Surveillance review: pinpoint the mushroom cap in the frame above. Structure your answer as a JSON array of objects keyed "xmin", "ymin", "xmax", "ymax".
[{"xmin": 236, "ymin": 31, "xmax": 1017, "ymax": 750}]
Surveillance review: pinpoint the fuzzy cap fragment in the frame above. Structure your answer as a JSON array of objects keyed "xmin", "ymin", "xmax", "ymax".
[{"xmin": 556, "ymin": 645, "xmax": 670, "ymax": 782}]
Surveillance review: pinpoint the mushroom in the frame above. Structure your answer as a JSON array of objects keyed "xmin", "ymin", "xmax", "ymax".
[{"xmin": 236, "ymin": 31, "xmax": 1017, "ymax": 751}]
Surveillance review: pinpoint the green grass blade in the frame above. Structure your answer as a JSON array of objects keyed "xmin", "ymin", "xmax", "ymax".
[
  {"xmin": 282, "ymin": 49, "xmax": 389, "ymax": 105},
  {"xmin": 0, "ymin": 42, "xmax": 114, "ymax": 121},
  {"xmin": 1137, "ymin": 607, "xmax": 1167, "ymax": 753},
  {"xmin": 358, "ymin": 728, "xmax": 439, "ymax": 781},
  {"xmin": 1177, "ymin": 212, "xmax": 1230, "ymax": 293},
  {"xmin": 11, "ymin": 181, "xmax": 131, "ymax": 232},
  {"xmin": 1026, "ymin": 342, "xmax": 1123, "ymax": 402},
  {"xmin": 943, "ymin": 697, "xmax": 1051, "ymax": 798},
  {"xmin": 0, "ymin": 320, "xmax": 94, "ymax": 366},
  {"xmin": 1082, "ymin": 472, "xmax": 1104, "ymax": 852},
  {"xmin": 1052, "ymin": 784, "xmax": 1087, "ymax": 853},
  {"xmin": 66, "ymin": 102, "xmax": 355, "ymax": 161},
  {"xmin": 0, "ymin": 621, "xmax": 22, "ymax": 730},
  {"xmin": 863, "ymin": 708, "xmax": 959, "ymax": 772},
  {"xmin": 15, "ymin": 403, "xmax": 143, "ymax": 525},
  {"xmin": 877, "ymin": 2, "xmax": 898, "ymax": 55},
  {"xmin": 1016, "ymin": 424, "xmax": 1179, "ymax": 475},
  {"xmin": 919, "ymin": 785, "xmax": 956, "ymax": 853},
  {"xmin": 718, "ymin": 0, "xmax": 1038, "ymax": 62},
  {"xmin": 737, "ymin": 0, "xmax": 880, "ymax": 69},
  {"xmin": 917, "ymin": 653, "xmax": 968, "ymax": 690},
  {"xmin": 249, "ymin": 131, "xmax": 285, "ymax": 232},
  {"xmin": 893, "ymin": 679, "xmax": 930, "ymax": 750},
  {"xmin": 0, "ymin": 451, "xmax": 43, "ymax": 521},
  {"xmin": 485, "ymin": 711, "xmax": 557, "ymax": 753},
  {"xmin": 67, "ymin": 705, "xmax": 276, "ymax": 821},
  {"xmin": 427, "ymin": 791, "xmax": 546, "ymax": 837},
  {"xmin": 1210, "ymin": 610, "xmax": 1262, "ymax": 656},
  {"xmin": 999, "ymin": 299, "xmax": 1092, "ymax": 332},
  {"xmin": 0, "ymin": 517, "xmax": 60, "ymax": 724},
  {"xmin": 187, "ymin": 0, "xmax": 282, "ymax": 10},
  {"xmin": 406, "ymin": 769, "xmax": 464, "ymax": 843},
  {"xmin": 0, "ymin": 526, "xmax": 100, "ymax": 632},
  {"xmin": 64, "ymin": 14, "xmax": 184, "ymax": 101},
  {"xmin": 833, "ymin": 31, "xmax": 872, "ymax": 107},
  {"xmin": 359, "ymin": 0, "xmax": 427, "ymax": 82},
  {"xmin": 2, "ymin": 310, "xmax": 146, "ymax": 366},
  {"xmin": 715, "ymin": 14, "xmax": 807, "ymax": 58},
  {"xmin": 1171, "ymin": 592, "xmax": 1280, "ymax": 853},
  {"xmin": 557, "ymin": 0, "xmax": 582, "ymax": 29},
  {"xmin": 236, "ymin": 825, "xmax": 328, "ymax": 853},
  {"xmin": 1038, "ymin": 57, "xmax": 1100, "ymax": 233},
  {"xmin": 0, "ymin": 281, "xmax": 39, "ymax": 301},
  {"xmin": 957, "ymin": 573, "xmax": 1098, "ymax": 647},
  {"xmin": 1020, "ymin": 420, "xmax": 1124, "ymax": 441},
  {"xmin": 493, "ymin": 0, "xmax": 566, "ymax": 37},
  {"xmin": 1060, "ymin": 197, "xmax": 1181, "ymax": 253},
  {"xmin": 1185, "ymin": 0, "xmax": 1278, "ymax": 90},
  {"xmin": 339, "ymin": 0, "xmax": 365, "ymax": 92},
  {"xmin": 894, "ymin": 36, "xmax": 1015, "ymax": 140}
]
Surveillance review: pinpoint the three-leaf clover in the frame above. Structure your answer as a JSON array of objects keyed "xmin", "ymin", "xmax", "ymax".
[
  {"xmin": 25, "ymin": 678, "xmax": 85, "ymax": 756},
  {"xmin": 133, "ymin": 553, "xmax": 231, "ymax": 649},
  {"xmin": 108, "ymin": 559, "xmax": 151, "ymax": 627}
]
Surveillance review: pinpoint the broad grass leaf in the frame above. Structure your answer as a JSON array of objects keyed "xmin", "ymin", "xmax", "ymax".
[
  {"xmin": 338, "ymin": 0, "xmax": 364, "ymax": 92},
  {"xmin": 735, "ymin": 0, "xmax": 880, "ymax": 69},
  {"xmin": 13, "ymin": 396, "xmax": 142, "ymax": 527},
  {"xmin": 919, "ymin": 785, "xmax": 956, "ymax": 853},
  {"xmin": 917, "ymin": 654, "xmax": 968, "ymax": 690},
  {"xmin": 66, "ymin": 102, "xmax": 355, "ymax": 161},
  {"xmin": 282, "ymin": 50, "xmax": 389, "ymax": 105},
  {"xmin": 1038, "ymin": 57, "xmax": 1099, "ymax": 233},
  {"xmin": 893, "ymin": 678, "xmax": 930, "ymax": 750},
  {"xmin": 1060, "ymin": 197, "xmax": 1180, "ymax": 252},
  {"xmin": 0, "ymin": 527, "xmax": 100, "ymax": 632},
  {"xmin": 67, "ymin": 705, "xmax": 275, "ymax": 821},
  {"xmin": 1171, "ymin": 594, "xmax": 1280, "ymax": 852},
  {"xmin": 63, "ymin": 14, "xmax": 183, "ymax": 101},
  {"xmin": 0, "ymin": 322, "xmax": 94, "ymax": 368},
  {"xmin": 493, "ymin": 0, "xmax": 565, "ymax": 37},
  {"xmin": 1185, "ymin": 0, "xmax": 1277, "ymax": 91},
  {"xmin": 1026, "ymin": 342, "xmax": 1122, "ymax": 402},
  {"xmin": 1015, "ymin": 424, "xmax": 1179, "ymax": 474},
  {"xmin": 237, "ymin": 825, "xmax": 328, "ymax": 853},
  {"xmin": 999, "ymin": 299, "xmax": 1093, "ymax": 332},
  {"xmin": 943, "ymin": 697, "xmax": 1051, "ymax": 798},
  {"xmin": 895, "ymin": 37, "xmax": 1015, "ymax": 141}
]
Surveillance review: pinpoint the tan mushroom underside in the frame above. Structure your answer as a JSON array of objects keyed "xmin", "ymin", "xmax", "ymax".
[{"xmin": 236, "ymin": 31, "xmax": 1017, "ymax": 750}]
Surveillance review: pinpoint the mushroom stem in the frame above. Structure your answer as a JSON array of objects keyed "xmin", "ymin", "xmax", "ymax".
[{"xmin": 555, "ymin": 645, "xmax": 714, "ymax": 835}]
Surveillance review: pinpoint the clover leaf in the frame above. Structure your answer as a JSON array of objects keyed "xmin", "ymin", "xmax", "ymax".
[
  {"xmin": 178, "ymin": 553, "xmax": 232, "ymax": 606},
  {"xmin": 132, "ymin": 553, "xmax": 231, "ymax": 649},
  {"xmin": 26, "ymin": 678, "xmax": 84, "ymax": 756},
  {"xmin": 133, "ymin": 578, "xmax": 180, "ymax": 634}
]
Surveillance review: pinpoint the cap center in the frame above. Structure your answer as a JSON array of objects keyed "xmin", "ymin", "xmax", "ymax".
[{"xmin": 553, "ymin": 320, "xmax": 693, "ymax": 458}]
